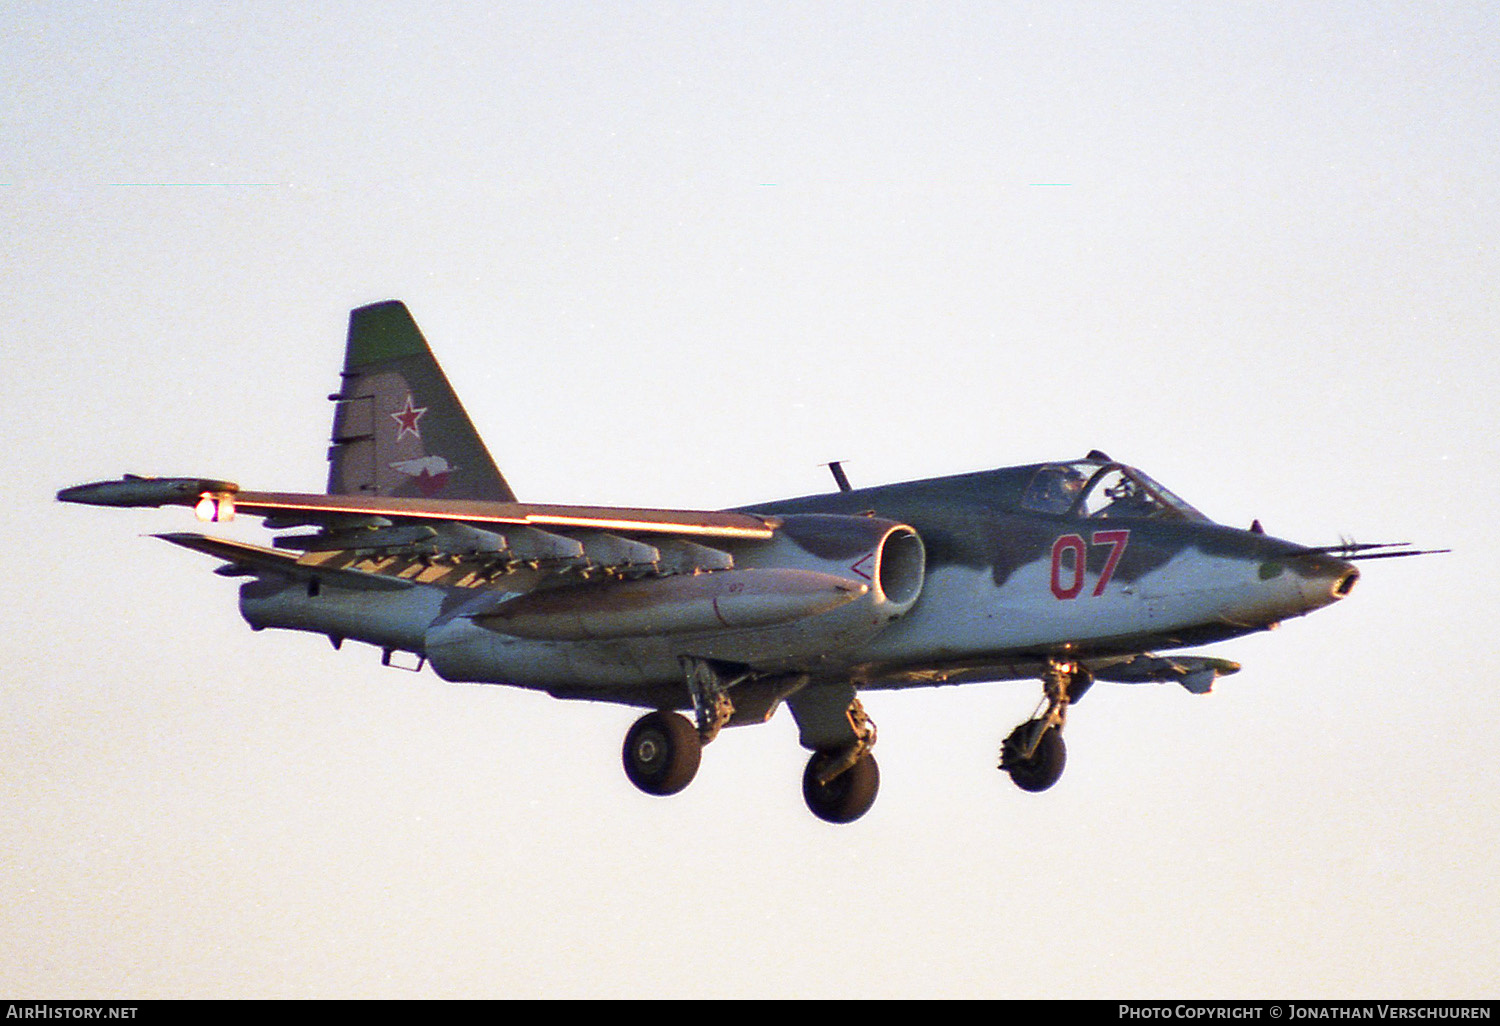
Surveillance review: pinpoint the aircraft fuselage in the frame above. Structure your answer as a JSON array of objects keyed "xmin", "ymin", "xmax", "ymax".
[{"xmin": 237, "ymin": 461, "xmax": 1356, "ymax": 705}]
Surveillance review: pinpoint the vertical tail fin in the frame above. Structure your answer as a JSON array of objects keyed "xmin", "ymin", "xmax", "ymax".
[{"xmin": 325, "ymin": 301, "xmax": 517, "ymax": 501}]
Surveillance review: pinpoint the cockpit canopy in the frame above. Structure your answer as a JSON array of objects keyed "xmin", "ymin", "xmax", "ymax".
[{"xmin": 1018, "ymin": 457, "xmax": 1208, "ymax": 522}]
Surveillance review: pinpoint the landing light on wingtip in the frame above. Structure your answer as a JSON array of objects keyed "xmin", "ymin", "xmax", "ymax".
[{"xmin": 194, "ymin": 493, "xmax": 236, "ymax": 522}]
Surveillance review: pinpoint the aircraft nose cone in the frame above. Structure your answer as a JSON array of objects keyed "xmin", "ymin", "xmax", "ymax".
[
  {"xmin": 1293, "ymin": 556, "xmax": 1359, "ymax": 611},
  {"xmin": 1332, "ymin": 565, "xmax": 1360, "ymax": 598},
  {"xmin": 1250, "ymin": 545, "xmax": 1359, "ymax": 622}
]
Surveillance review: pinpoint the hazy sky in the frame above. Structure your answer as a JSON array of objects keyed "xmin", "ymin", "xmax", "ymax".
[{"xmin": 5, "ymin": 1, "xmax": 1497, "ymax": 998}]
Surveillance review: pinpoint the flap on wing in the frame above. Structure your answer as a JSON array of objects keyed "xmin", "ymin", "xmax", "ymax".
[
  {"xmin": 231, "ymin": 491, "xmax": 776, "ymax": 540},
  {"xmin": 155, "ymin": 533, "xmax": 414, "ymax": 591}
]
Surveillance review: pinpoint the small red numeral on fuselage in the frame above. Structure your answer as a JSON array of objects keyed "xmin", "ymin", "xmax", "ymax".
[{"xmin": 1050, "ymin": 529, "xmax": 1131, "ymax": 600}]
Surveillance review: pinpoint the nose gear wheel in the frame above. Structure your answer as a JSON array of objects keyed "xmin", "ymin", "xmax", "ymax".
[
  {"xmin": 1000, "ymin": 719, "xmax": 1067, "ymax": 792},
  {"xmin": 998, "ymin": 659, "xmax": 1087, "ymax": 793}
]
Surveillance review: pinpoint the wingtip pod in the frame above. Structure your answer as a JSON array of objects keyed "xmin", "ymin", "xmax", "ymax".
[{"xmin": 57, "ymin": 475, "xmax": 239, "ymax": 509}]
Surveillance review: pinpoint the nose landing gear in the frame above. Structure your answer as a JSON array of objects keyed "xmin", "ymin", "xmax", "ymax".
[
  {"xmin": 1000, "ymin": 719, "xmax": 1066, "ymax": 792},
  {"xmin": 1000, "ymin": 660, "xmax": 1091, "ymax": 793}
]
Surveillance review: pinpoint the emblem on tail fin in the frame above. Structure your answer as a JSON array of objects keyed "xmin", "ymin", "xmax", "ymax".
[
  {"xmin": 388, "ymin": 455, "xmax": 459, "ymax": 497},
  {"xmin": 325, "ymin": 302, "xmax": 516, "ymax": 502},
  {"xmin": 389, "ymin": 395, "xmax": 427, "ymax": 441}
]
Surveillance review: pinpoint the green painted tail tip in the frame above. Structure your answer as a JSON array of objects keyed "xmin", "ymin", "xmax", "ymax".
[{"xmin": 345, "ymin": 300, "xmax": 431, "ymax": 368}]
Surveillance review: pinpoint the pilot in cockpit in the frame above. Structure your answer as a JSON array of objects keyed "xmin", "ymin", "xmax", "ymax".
[
  {"xmin": 1096, "ymin": 476, "xmax": 1158, "ymax": 518},
  {"xmin": 1029, "ymin": 465, "xmax": 1087, "ymax": 513}
]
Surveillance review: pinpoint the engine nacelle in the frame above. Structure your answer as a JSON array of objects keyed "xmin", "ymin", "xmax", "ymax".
[
  {"xmin": 736, "ymin": 513, "xmax": 924, "ymax": 618},
  {"xmin": 426, "ymin": 513, "xmax": 926, "ymax": 688},
  {"xmin": 668, "ymin": 513, "xmax": 924, "ymax": 669},
  {"xmin": 477, "ymin": 567, "xmax": 871, "ymax": 641}
]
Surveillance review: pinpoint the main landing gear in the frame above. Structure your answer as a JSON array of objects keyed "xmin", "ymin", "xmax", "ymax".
[
  {"xmin": 801, "ymin": 745, "xmax": 879, "ymax": 824},
  {"xmin": 623, "ymin": 658, "xmax": 1096, "ymax": 813},
  {"xmin": 622, "ymin": 710, "xmax": 701, "ymax": 796},
  {"xmin": 620, "ymin": 655, "xmax": 729, "ymax": 798},
  {"xmin": 798, "ymin": 695, "xmax": 879, "ymax": 824},
  {"xmin": 999, "ymin": 659, "xmax": 1092, "ymax": 793},
  {"xmin": 621, "ymin": 659, "xmax": 882, "ymax": 824}
]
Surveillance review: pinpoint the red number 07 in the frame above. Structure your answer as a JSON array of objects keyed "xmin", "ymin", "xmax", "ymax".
[{"xmin": 1050, "ymin": 530, "xmax": 1131, "ymax": 600}]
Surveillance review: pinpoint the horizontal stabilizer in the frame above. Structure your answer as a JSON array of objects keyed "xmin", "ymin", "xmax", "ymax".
[{"xmin": 155, "ymin": 533, "xmax": 414, "ymax": 591}]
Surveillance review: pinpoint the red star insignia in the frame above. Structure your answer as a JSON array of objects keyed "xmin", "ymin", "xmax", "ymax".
[{"xmin": 390, "ymin": 395, "xmax": 427, "ymax": 441}]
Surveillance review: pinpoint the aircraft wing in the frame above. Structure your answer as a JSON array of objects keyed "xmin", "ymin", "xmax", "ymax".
[
  {"xmin": 57, "ymin": 476, "xmax": 774, "ymax": 539},
  {"xmin": 230, "ymin": 490, "xmax": 776, "ymax": 540},
  {"xmin": 58, "ymin": 475, "xmax": 782, "ymax": 588}
]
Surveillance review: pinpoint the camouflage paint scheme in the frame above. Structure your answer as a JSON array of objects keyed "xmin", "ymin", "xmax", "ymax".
[
  {"xmin": 327, "ymin": 302, "xmax": 515, "ymax": 501},
  {"xmin": 60, "ymin": 301, "xmax": 1390, "ymax": 821},
  {"xmin": 754, "ymin": 468, "xmax": 1357, "ymax": 691}
]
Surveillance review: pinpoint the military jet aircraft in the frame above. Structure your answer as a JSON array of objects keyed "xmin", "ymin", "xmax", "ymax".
[{"xmin": 58, "ymin": 301, "xmax": 1441, "ymax": 823}]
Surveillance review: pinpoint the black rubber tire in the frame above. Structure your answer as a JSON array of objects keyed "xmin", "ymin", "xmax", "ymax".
[
  {"xmin": 1002, "ymin": 720, "xmax": 1067, "ymax": 792},
  {"xmin": 802, "ymin": 749, "xmax": 880, "ymax": 824},
  {"xmin": 622, "ymin": 710, "xmax": 702, "ymax": 796}
]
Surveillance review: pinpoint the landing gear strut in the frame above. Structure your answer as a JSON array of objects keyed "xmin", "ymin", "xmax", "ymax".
[
  {"xmin": 681, "ymin": 655, "xmax": 735, "ymax": 745},
  {"xmin": 791, "ymin": 690, "xmax": 880, "ymax": 824},
  {"xmin": 1000, "ymin": 659, "xmax": 1091, "ymax": 793},
  {"xmin": 622, "ymin": 657, "xmax": 738, "ymax": 798},
  {"xmin": 620, "ymin": 664, "xmax": 883, "ymax": 823}
]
